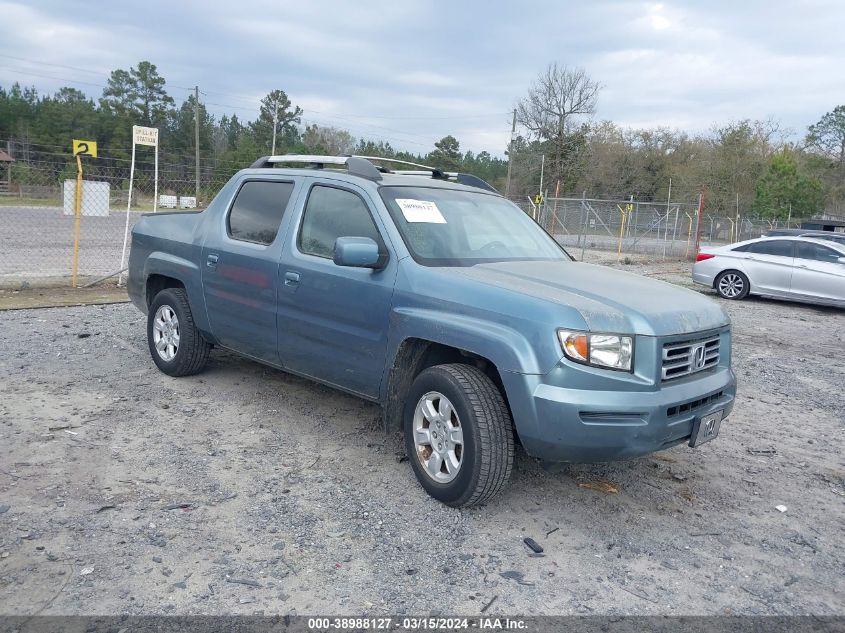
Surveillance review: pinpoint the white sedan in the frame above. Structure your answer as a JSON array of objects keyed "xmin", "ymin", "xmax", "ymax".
[{"xmin": 692, "ymin": 236, "xmax": 845, "ymax": 307}]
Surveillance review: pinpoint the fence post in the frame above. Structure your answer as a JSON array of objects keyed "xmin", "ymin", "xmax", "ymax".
[
  {"xmin": 693, "ymin": 189, "xmax": 705, "ymax": 258},
  {"xmin": 616, "ymin": 205, "xmax": 627, "ymax": 262},
  {"xmin": 578, "ymin": 191, "xmax": 590, "ymax": 262},
  {"xmin": 71, "ymin": 154, "xmax": 83, "ymax": 288}
]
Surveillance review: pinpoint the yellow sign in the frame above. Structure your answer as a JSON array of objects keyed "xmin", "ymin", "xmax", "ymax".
[
  {"xmin": 533, "ymin": 194, "xmax": 544, "ymax": 205},
  {"xmin": 72, "ymin": 139, "xmax": 97, "ymax": 157}
]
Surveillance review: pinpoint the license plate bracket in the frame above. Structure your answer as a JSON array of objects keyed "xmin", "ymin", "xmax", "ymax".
[{"xmin": 689, "ymin": 410, "xmax": 724, "ymax": 448}]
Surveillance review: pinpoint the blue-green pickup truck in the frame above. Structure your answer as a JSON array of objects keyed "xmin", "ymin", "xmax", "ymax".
[{"xmin": 127, "ymin": 155, "xmax": 736, "ymax": 507}]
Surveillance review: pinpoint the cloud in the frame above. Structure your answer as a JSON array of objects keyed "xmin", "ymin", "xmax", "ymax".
[{"xmin": 1, "ymin": 0, "xmax": 843, "ymax": 155}]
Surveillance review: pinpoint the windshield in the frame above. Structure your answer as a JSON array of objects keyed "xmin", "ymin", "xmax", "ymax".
[{"xmin": 379, "ymin": 186, "xmax": 569, "ymax": 266}]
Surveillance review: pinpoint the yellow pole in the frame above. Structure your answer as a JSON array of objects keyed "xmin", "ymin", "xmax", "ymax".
[
  {"xmin": 616, "ymin": 205, "xmax": 627, "ymax": 262},
  {"xmin": 71, "ymin": 154, "xmax": 82, "ymax": 288}
]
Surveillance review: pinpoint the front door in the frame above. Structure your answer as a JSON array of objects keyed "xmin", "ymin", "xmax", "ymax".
[
  {"xmin": 202, "ymin": 178, "xmax": 298, "ymax": 364},
  {"xmin": 741, "ymin": 239, "xmax": 795, "ymax": 296},
  {"xmin": 277, "ymin": 181, "xmax": 397, "ymax": 398},
  {"xmin": 790, "ymin": 241, "xmax": 845, "ymax": 305}
]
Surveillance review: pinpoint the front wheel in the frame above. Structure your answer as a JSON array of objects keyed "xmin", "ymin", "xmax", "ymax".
[
  {"xmin": 715, "ymin": 270, "xmax": 750, "ymax": 300},
  {"xmin": 403, "ymin": 364, "xmax": 514, "ymax": 507},
  {"xmin": 147, "ymin": 288, "xmax": 211, "ymax": 376}
]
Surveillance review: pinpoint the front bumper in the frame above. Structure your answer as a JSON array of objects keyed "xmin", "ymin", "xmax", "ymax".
[{"xmin": 502, "ymin": 366, "xmax": 736, "ymax": 463}]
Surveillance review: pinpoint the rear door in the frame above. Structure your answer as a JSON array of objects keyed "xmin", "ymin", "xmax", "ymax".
[
  {"xmin": 277, "ymin": 180, "xmax": 397, "ymax": 398},
  {"xmin": 739, "ymin": 240, "xmax": 795, "ymax": 296},
  {"xmin": 202, "ymin": 177, "xmax": 299, "ymax": 364},
  {"xmin": 790, "ymin": 242, "xmax": 845, "ymax": 305}
]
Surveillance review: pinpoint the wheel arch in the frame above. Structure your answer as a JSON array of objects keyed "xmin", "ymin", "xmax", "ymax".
[
  {"xmin": 382, "ymin": 337, "xmax": 508, "ymax": 433},
  {"xmin": 142, "ymin": 252, "xmax": 210, "ymax": 334},
  {"xmin": 146, "ymin": 274, "xmax": 185, "ymax": 308}
]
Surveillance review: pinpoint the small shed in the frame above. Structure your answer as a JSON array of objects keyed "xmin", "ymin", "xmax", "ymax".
[
  {"xmin": 0, "ymin": 148, "xmax": 13, "ymax": 193},
  {"xmin": 800, "ymin": 218, "xmax": 845, "ymax": 233}
]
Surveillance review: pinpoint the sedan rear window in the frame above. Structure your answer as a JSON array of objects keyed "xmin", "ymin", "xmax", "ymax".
[{"xmin": 744, "ymin": 240, "xmax": 794, "ymax": 257}]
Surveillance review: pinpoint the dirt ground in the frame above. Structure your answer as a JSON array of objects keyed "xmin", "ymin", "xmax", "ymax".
[
  {"xmin": 0, "ymin": 284, "xmax": 128, "ymax": 311},
  {"xmin": 0, "ymin": 257, "xmax": 843, "ymax": 617}
]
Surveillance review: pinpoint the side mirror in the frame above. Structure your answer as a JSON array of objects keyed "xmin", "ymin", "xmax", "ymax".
[
  {"xmin": 333, "ymin": 236, "xmax": 386, "ymax": 269},
  {"xmin": 838, "ymin": 257, "xmax": 845, "ymax": 265}
]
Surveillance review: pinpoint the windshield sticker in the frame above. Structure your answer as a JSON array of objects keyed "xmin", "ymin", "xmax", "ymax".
[{"xmin": 396, "ymin": 199, "xmax": 447, "ymax": 224}]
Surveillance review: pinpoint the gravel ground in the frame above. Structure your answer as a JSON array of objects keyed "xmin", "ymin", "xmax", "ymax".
[{"xmin": 0, "ymin": 260, "xmax": 843, "ymax": 617}]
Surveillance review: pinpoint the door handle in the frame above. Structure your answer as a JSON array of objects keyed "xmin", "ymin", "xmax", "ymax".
[
  {"xmin": 796, "ymin": 263, "xmax": 808, "ymax": 269},
  {"xmin": 284, "ymin": 271, "xmax": 300, "ymax": 285},
  {"xmin": 206, "ymin": 253, "xmax": 219, "ymax": 268}
]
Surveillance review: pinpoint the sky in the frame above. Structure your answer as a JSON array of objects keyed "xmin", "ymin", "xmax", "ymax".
[{"xmin": 1, "ymin": 0, "xmax": 844, "ymax": 156}]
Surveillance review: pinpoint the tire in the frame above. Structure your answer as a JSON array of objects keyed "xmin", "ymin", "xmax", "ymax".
[
  {"xmin": 403, "ymin": 364, "xmax": 514, "ymax": 508},
  {"xmin": 715, "ymin": 270, "xmax": 750, "ymax": 300},
  {"xmin": 147, "ymin": 288, "xmax": 210, "ymax": 376}
]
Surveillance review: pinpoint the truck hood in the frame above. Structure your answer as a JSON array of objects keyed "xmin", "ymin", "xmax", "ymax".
[{"xmin": 448, "ymin": 260, "xmax": 729, "ymax": 337}]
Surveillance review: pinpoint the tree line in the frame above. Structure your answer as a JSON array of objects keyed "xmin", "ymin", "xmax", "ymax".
[{"xmin": 1, "ymin": 60, "xmax": 843, "ymax": 217}]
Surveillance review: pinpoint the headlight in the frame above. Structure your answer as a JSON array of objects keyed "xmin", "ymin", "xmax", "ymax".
[{"xmin": 557, "ymin": 330, "xmax": 633, "ymax": 371}]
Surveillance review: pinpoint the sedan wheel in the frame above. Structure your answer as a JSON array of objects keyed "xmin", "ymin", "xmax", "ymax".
[{"xmin": 716, "ymin": 271, "xmax": 750, "ymax": 300}]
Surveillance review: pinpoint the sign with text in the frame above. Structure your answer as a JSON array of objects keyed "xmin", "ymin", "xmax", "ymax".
[
  {"xmin": 72, "ymin": 139, "xmax": 97, "ymax": 157},
  {"xmin": 132, "ymin": 126, "xmax": 159, "ymax": 146},
  {"xmin": 159, "ymin": 194, "xmax": 177, "ymax": 208}
]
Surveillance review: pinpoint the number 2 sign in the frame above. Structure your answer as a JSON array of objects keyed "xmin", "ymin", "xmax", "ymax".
[{"xmin": 72, "ymin": 139, "xmax": 97, "ymax": 158}]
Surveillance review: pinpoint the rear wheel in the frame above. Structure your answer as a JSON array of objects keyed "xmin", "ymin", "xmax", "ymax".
[
  {"xmin": 147, "ymin": 288, "xmax": 210, "ymax": 376},
  {"xmin": 403, "ymin": 364, "xmax": 514, "ymax": 507},
  {"xmin": 715, "ymin": 270, "xmax": 750, "ymax": 300}
]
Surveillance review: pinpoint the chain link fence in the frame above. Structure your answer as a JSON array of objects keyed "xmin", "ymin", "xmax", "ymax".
[
  {"xmin": 0, "ymin": 155, "xmax": 231, "ymax": 289},
  {"xmin": 515, "ymin": 196, "xmax": 811, "ymax": 261},
  {"xmin": 0, "ymin": 151, "xmax": 819, "ymax": 289},
  {"xmin": 1, "ymin": 175, "xmax": 185, "ymax": 289}
]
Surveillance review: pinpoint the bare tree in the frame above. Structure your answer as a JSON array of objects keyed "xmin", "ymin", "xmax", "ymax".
[
  {"xmin": 516, "ymin": 63, "xmax": 601, "ymax": 189},
  {"xmin": 302, "ymin": 124, "xmax": 356, "ymax": 155},
  {"xmin": 517, "ymin": 64, "xmax": 600, "ymax": 138}
]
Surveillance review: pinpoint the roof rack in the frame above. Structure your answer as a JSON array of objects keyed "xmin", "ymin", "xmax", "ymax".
[
  {"xmin": 249, "ymin": 154, "xmax": 498, "ymax": 193},
  {"xmin": 355, "ymin": 156, "xmax": 498, "ymax": 193},
  {"xmin": 250, "ymin": 154, "xmax": 383, "ymax": 181}
]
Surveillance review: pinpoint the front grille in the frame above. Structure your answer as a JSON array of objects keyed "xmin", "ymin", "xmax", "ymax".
[
  {"xmin": 667, "ymin": 391, "xmax": 724, "ymax": 417},
  {"xmin": 662, "ymin": 335, "xmax": 720, "ymax": 381}
]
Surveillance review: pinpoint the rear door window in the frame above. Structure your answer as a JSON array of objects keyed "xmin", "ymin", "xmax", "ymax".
[
  {"xmin": 228, "ymin": 180, "xmax": 295, "ymax": 245},
  {"xmin": 746, "ymin": 240, "xmax": 794, "ymax": 257}
]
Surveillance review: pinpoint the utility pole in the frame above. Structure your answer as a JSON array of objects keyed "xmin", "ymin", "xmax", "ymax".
[
  {"xmin": 505, "ymin": 109, "xmax": 516, "ymax": 198},
  {"xmin": 271, "ymin": 100, "xmax": 279, "ymax": 156},
  {"xmin": 194, "ymin": 86, "xmax": 200, "ymax": 201}
]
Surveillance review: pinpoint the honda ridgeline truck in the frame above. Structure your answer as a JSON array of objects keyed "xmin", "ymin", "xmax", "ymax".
[{"xmin": 127, "ymin": 155, "xmax": 736, "ymax": 507}]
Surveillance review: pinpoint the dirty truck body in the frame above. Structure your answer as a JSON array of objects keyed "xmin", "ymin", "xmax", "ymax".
[{"xmin": 128, "ymin": 155, "xmax": 735, "ymax": 506}]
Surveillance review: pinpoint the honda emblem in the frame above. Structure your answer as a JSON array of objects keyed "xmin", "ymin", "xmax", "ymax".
[{"xmin": 690, "ymin": 344, "xmax": 707, "ymax": 371}]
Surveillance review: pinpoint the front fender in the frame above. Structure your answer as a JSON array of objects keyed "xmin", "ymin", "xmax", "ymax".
[{"xmin": 388, "ymin": 307, "xmax": 549, "ymax": 375}]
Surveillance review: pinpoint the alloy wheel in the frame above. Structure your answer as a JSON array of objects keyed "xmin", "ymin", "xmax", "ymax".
[
  {"xmin": 152, "ymin": 305, "xmax": 180, "ymax": 362},
  {"xmin": 413, "ymin": 391, "xmax": 464, "ymax": 483}
]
